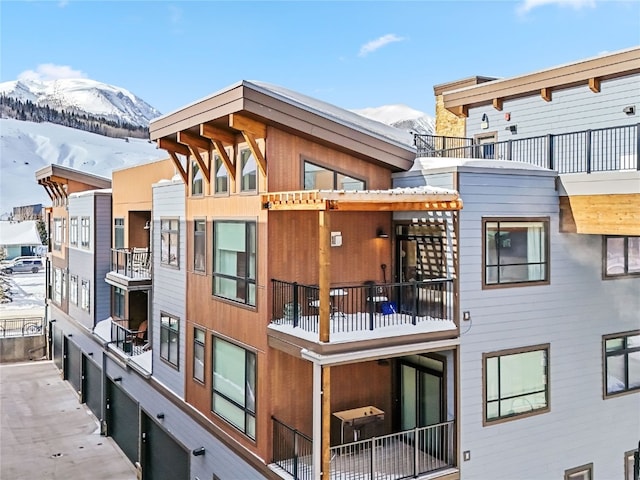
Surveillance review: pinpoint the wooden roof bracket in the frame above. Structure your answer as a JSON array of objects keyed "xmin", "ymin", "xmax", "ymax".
[
  {"xmin": 177, "ymin": 131, "xmax": 211, "ymax": 184},
  {"xmin": 38, "ymin": 180, "xmax": 55, "ymax": 201},
  {"xmin": 541, "ymin": 87, "xmax": 552, "ymax": 102},
  {"xmin": 230, "ymin": 114, "xmax": 267, "ymax": 176},
  {"xmin": 492, "ymin": 98, "xmax": 503, "ymax": 111},
  {"xmin": 589, "ymin": 77, "xmax": 601, "ymax": 93},
  {"xmin": 158, "ymin": 138, "xmax": 189, "ymax": 184},
  {"xmin": 212, "ymin": 139, "xmax": 235, "ymax": 183},
  {"xmin": 200, "ymin": 122, "xmax": 237, "ymax": 182},
  {"xmin": 450, "ymin": 105, "xmax": 468, "ymax": 118}
]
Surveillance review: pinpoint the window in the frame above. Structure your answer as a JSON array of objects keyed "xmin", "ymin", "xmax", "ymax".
[
  {"xmin": 240, "ymin": 148, "xmax": 257, "ymax": 192},
  {"xmin": 160, "ymin": 314, "xmax": 179, "ymax": 368},
  {"xmin": 80, "ymin": 279, "xmax": 90, "ymax": 313},
  {"xmin": 483, "ymin": 218, "xmax": 549, "ymax": 287},
  {"xmin": 70, "ymin": 217, "xmax": 78, "ymax": 246},
  {"xmin": 212, "ymin": 336, "xmax": 256, "ymax": 439},
  {"xmin": 80, "ymin": 217, "xmax": 90, "ymax": 249},
  {"xmin": 484, "ymin": 344, "xmax": 549, "ymax": 423},
  {"xmin": 113, "ymin": 286, "xmax": 125, "ymax": 318},
  {"xmin": 193, "ymin": 327, "xmax": 205, "ymax": 383},
  {"xmin": 214, "ymin": 152, "xmax": 228, "ymax": 194},
  {"xmin": 69, "ymin": 275, "xmax": 78, "ymax": 305},
  {"xmin": 160, "ymin": 218, "xmax": 179, "ymax": 267},
  {"xmin": 53, "ymin": 218, "xmax": 62, "ymax": 251},
  {"xmin": 604, "ymin": 236, "xmax": 640, "ymax": 277},
  {"xmin": 194, "ymin": 219, "xmax": 206, "ymax": 272},
  {"xmin": 604, "ymin": 331, "xmax": 640, "ymax": 396},
  {"xmin": 61, "ymin": 270, "xmax": 66, "ymax": 301},
  {"xmin": 192, "ymin": 159, "xmax": 203, "ymax": 196},
  {"xmin": 53, "ymin": 268, "xmax": 62, "ymax": 304},
  {"xmin": 626, "ymin": 449, "xmax": 639, "ymax": 480},
  {"xmin": 474, "ymin": 132, "xmax": 497, "ymax": 160},
  {"xmin": 303, "ymin": 160, "xmax": 365, "ymax": 191},
  {"xmin": 213, "ymin": 221, "xmax": 256, "ymax": 306},
  {"xmin": 564, "ymin": 463, "xmax": 592, "ymax": 480},
  {"xmin": 114, "ymin": 218, "xmax": 124, "ymax": 249}
]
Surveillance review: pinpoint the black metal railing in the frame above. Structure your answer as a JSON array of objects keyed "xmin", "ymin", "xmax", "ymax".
[
  {"xmin": 272, "ymin": 417, "xmax": 314, "ymax": 480},
  {"xmin": 0, "ymin": 317, "xmax": 45, "ymax": 337},
  {"xmin": 271, "ymin": 278, "xmax": 454, "ymax": 336},
  {"xmin": 415, "ymin": 124, "xmax": 639, "ymax": 173},
  {"xmin": 110, "ymin": 319, "xmax": 147, "ymax": 356},
  {"xmin": 110, "ymin": 248, "xmax": 152, "ymax": 279}
]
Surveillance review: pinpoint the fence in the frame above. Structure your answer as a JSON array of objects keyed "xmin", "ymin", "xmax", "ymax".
[{"xmin": 0, "ymin": 317, "xmax": 45, "ymax": 338}]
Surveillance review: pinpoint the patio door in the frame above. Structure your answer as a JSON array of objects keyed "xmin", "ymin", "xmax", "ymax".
[{"xmin": 399, "ymin": 355, "xmax": 444, "ymax": 429}]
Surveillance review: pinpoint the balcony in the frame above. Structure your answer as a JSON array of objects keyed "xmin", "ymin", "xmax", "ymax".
[
  {"xmin": 272, "ymin": 417, "xmax": 456, "ymax": 480},
  {"xmin": 269, "ymin": 279, "xmax": 456, "ymax": 354},
  {"xmin": 415, "ymin": 123, "xmax": 638, "ymax": 174},
  {"xmin": 110, "ymin": 318, "xmax": 149, "ymax": 357},
  {"xmin": 106, "ymin": 248, "xmax": 152, "ymax": 290}
]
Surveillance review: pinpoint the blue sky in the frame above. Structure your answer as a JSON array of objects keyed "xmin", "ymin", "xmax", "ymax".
[{"xmin": 1, "ymin": 0, "xmax": 639, "ymax": 117}]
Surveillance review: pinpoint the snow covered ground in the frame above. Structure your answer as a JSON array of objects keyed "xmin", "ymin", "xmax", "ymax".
[{"xmin": 0, "ymin": 269, "xmax": 46, "ymax": 319}]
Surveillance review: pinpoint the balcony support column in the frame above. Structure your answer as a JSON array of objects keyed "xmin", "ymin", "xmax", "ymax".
[
  {"xmin": 318, "ymin": 211, "xmax": 331, "ymax": 343},
  {"xmin": 312, "ymin": 362, "xmax": 322, "ymax": 480},
  {"xmin": 322, "ymin": 364, "xmax": 331, "ymax": 479}
]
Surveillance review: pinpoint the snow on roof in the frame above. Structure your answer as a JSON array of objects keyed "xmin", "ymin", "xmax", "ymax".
[
  {"xmin": 69, "ymin": 188, "xmax": 113, "ymax": 198},
  {"xmin": 411, "ymin": 157, "xmax": 555, "ymax": 173},
  {"xmin": 0, "ymin": 221, "xmax": 42, "ymax": 246}
]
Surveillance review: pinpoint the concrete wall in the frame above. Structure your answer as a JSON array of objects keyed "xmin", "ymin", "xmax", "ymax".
[{"xmin": 0, "ymin": 335, "xmax": 46, "ymax": 363}]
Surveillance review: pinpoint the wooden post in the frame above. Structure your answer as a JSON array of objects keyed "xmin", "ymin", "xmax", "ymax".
[
  {"xmin": 319, "ymin": 211, "xmax": 330, "ymax": 343},
  {"xmin": 321, "ymin": 365, "xmax": 331, "ymax": 478}
]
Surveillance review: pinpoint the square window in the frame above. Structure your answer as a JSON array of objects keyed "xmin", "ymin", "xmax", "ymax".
[
  {"xmin": 604, "ymin": 236, "xmax": 640, "ymax": 278},
  {"xmin": 213, "ymin": 221, "xmax": 256, "ymax": 306},
  {"xmin": 604, "ymin": 331, "xmax": 640, "ymax": 396}
]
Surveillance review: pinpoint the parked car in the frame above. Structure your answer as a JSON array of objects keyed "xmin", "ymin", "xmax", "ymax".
[{"xmin": 1, "ymin": 258, "xmax": 43, "ymax": 274}]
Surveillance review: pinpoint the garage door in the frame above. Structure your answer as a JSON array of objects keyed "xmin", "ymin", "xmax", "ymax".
[
  {"xmin": 83, "ymin": 355, "xmax": 102, "ymax": 419},
  {"xmin": 52, "ymin": 324, "xmax": 63, "ymax": 371},
  {"xmin": 107, "ymin": 379, "xmax": 139, "ymax": 465},
  {"xmin": 142, "ymin": 412, "xmax": 189, "ymax": 480},
  {"xmin": 64, "ymin": 338, "xmax": 82, "ymax": 395}
]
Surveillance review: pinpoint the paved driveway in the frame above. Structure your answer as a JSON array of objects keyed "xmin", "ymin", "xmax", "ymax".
[{"xmin": 0, "ymin": 361, "xmax": 136, "ymax": 480}]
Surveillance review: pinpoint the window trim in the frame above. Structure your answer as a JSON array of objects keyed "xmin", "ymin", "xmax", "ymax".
[
  {"xmin": 302, "ymin": 158, "xmax": 366, "ymax": 191},
  {"xmin": 159, "ymin": 312, "xmax": 180, "ymax": 369},
  {"xmin": 193, "ymin": 218, "xmax": 207, "ymax": 274},
  {"xmin": 603, "ymin": 235, "xmax": 640, "ymax": 279},
  {"xmin": 564, "ymin": 463, "xmax": 593, "ymax": 480},
  {"xmin": 625, "ymin": 449, "xmax": 639, "ymax": 480},
  {"xmin": 69, "ymin": 217, "xmax": 78, "ymax": 247},
  {"xmin": 160, "ymin": 217, "xmax": 180, "ymax": 268},
  {"xmin": 53, "ymin": 218, "xmax": 63, "ymax": 251},
  {"xmin": 239, "ymin": 147, "xmax": 258, "ymax": 193},
  {"xmin": 482, "ymin": 343, "xmax": 550, "ymax": 426},
  {"xmin": 482, "ymin": 217, "xmax": 550, "ymax": 289},
  {"xmin": 193, "ymin": 326, "xmax": 206, "ymax": 384},
  {"xmin": 80, "ymin": 217, "xmax": 90, "ymax": 250},
  {"xmin": 603, "ymin": 330, "xmax": 640, "ymax": 398},
  {"xmin": 80, "ymin": 279, "xmax": 90, "ymax": 313},
  {"xmin": 69, "ymin": 274, "xmax": 78, "ymax": 305},
  {"xmin": 114, "ymin": 218, "xmax": 125, "ymax": 250},
  {"xmin": 213, "ymin": 149, "xmax": 231, "ymax": 197}
]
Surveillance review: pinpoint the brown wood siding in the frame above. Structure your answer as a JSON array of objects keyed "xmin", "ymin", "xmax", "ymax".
[{"xmin": 560, "ymin": 193, "xmax": 640, "ymax": 235}]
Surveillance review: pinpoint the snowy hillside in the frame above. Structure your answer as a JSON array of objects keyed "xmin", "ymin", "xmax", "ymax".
[
  {"xmin": 352, "ymin": 104, "xmax": 434, "ymax": 134},
  {"xmin": 0, "ymin": 119, "xmax": 167, "ymax": 214},
  {"xmin": 0, "ymin": 78, "xmax": 161, "ymax": 127}
]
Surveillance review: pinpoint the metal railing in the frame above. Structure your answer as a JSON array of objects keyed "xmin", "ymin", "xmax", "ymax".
[
  {"xmin": 330, "ymin": 421, "xmax": 455, "ymax": 480},
  {"xmin": 415, "ymin": 124, "xmax": 639, "ymax": 173},
  {"xmin": 0, "ymin": 317, "xmax": 45, "ymax": 337},
  {"xmin": 110, "ymin": 248, "xmax": 152, "ymax": 279},
  {"xmin": 271, "ymin": 278, "xmax": 454, "ymax": 335},
  {"xmin": 110, "ymin": 319, "xmax": 147, "ymax": 356},
  {"xmin": 272, "ymin": 417, "xmax": 314, "ymax": 480}
]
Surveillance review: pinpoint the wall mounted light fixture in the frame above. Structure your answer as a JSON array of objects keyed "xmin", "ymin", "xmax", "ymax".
[
  {"xmin": 192, "ymin": 447, "xmax": 206, "ymax": 457},
  {"xmin": 376, "ymin": 228, "xmax": 389, "ymax": 239},
  {"xmin": 143, "ymin": 221, "xmax": 151, "ymax": 230},
  {"xmin": 623, "ymin": 105, "xmax": 635, "ymax": 115},
  {"xmin": 113, "ymin": 377, "xmax": 122, "ymax": 382},
  {"xmin": 156, "ymin": 413, "xmax": 165, "ymax": 419}
]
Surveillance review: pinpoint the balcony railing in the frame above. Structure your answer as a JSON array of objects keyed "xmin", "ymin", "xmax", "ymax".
[
  {"xmin": 0, "ymin": 317, "xmax": 45, "ymax": 337},
  {"xmin": 271, "ymin": 279, "xmax": 454, "ymax": 337},
  {"xmin": 110, "ymin": 248, "xmax": 151, "ymax": 279},
  {"xmin": 415, "ymin": 124, "xmax": 639, "ymax": 174},
  {"xmin": 271, "ymin": 418, "xmax": 455, "ymax": 480},
  {"xmin": 110, "ymin": 319, "xmax": 147, "ymax": 356}
]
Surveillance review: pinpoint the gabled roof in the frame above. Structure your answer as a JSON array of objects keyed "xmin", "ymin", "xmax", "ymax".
[{"xmin": 0, "ymin": 221, "xmax": 42, "ymax": 246}]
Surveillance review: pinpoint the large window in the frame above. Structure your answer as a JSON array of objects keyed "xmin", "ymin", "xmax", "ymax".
[
  {"xmin": 194, "ymin": 219, "xmax": 206, "ymax": 273},
  {"xmin": 69, "ymin": 274, "xmax": 78, "ymax": 305},
  {"xmin": 113, "ymin": 286, "xmax": 125, "ymax": 318},
  {"xmin": 240, "ymin": 148, "xmax": 257, "ymax": 192},
  {"xmin": 114, "ymin": 218, "xmax": 124, "ymax": 249},
  {"xmin": 213, "ymin": 221, "xmax": 256, "ymax": 306},
  {"xmin": 604, "ymin": 331, "xmax": 640, "ymax": 396},
  {"xmin": 160, "ymin": 218, "xmax": 179, "ymax": 267},
  {"xmin": 160, "ymin": 314, "xmax": 179, "ymax": 368},
  {"xmin": 80, "ymin": 279, "xmax": 90, "ymax": 313},
  {"xmin": 80, "ymin": 217, "xmax": 90, "ymax": 249},
  {"xmin": 483, "ymin": 218, "xmax": 549, "ymax": 287},
  {"xmin": 304, "ymin": 160, "xmax": 365, "ymax": 191},
  {"xmin": 192, "ymin": 159, "xmax": 203, "ymax": 196},
  {"xmin": 564, "ymin": 464, "xmax": 592, "ymax": 480},
  {"xmin": 483, "ymin": 344, "xmax": 549, "ymax": 424},
  {"xmin": 214, "ymin": 152, "xmax": 228, "ymax": 195},
  {"xmin": 193, "ymin": 327, "xmax": 205, "ymax": 383},
  {"xmin": 212, "ymin": 336, "xmax": 256, "ymax": 439},
  {"xmin": 604, "ymin": 236, "xmax": 640, "ymax": 278},
  {"xmin": 53, "ymin": 268, "xmax": 62, "ymax": 304},
  {"xmin": 70, "ymin": 217, "xmax": 78, "ymax": 246}
]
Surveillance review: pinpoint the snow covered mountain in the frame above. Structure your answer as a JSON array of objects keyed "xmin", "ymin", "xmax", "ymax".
[
  {"xmin": 0, "ymin": 78, "xmax": 161, "ymax": 127},
  {"xmin": 352, "ymin": 104, "xmax": 434, "ymax": 135}
]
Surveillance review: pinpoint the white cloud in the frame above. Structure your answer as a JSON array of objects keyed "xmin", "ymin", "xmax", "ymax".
[
  {"xmin": 517, "ymin": 0, "xmax": 596, "ymax": 14},
  {"xmin": 58, "ymin": 0, "xmax": 69, "ymax": 7},
  {"xmin": 18, "ymin": 64, "xmax": 88, "ymax": 82},
  {"xmin": 358, "ymin": 34, "xmax": 404, "ymax": 57}
]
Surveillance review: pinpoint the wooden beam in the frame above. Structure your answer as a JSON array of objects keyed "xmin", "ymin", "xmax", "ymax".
[
  {"xmin": 168, "ymin": 151, "xmax": 188, "ymax": 184},
  {"xmin": 319, "ymin": 210, "xmax": 330, "ymax": 344},
  {"xmin": 48, "ymin": 175, "xmax": 69, "ymax": 185},
  {"xmin": 241, "ymin": 132, "xmax": 267, "ymax": 177},
  {"xmin": 449, "ymin": 105, "xmax": 468, "ymax": 118},
  {"xmin": 492, "ymin": 98, "xmax": 503, "ymax": 111},
  {"xmin": 212, "ymin": 139, "xmax": 236, "ymax": 183},
  {"xmin": 177, "ymin": 131, "xmax": 212, "ymax": 152},
  {"xmin": 158, "ymin": 137, "xmax": 190, "ymax": 157},
  {"xmin": 589, "ymin": 77, "xmax": 601, "ymax": 93},
  {"xmin": 200, "ymin": 122, "xmax": 237, "ymax": 145},
  {"xmin": 40, "ymin": 182, "xmax": 55, "ymax": 201},
  {"xmin": 229, "ymin": 113, "xmax": 267, "ymax": 138},
  {"xmin": 541, "ymin": 87, "xmax": 552, "ymax": 102},
  {"xmin": 321, "ymin": 365, "xmax": 331, "ymax": 480}
]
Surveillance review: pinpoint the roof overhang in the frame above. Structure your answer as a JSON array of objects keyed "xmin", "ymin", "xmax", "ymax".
[{"xmin": 35, "ymin": 164, "xmax": 111, "ymax": 204}]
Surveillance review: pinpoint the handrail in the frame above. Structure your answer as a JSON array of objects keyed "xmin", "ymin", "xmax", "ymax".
[{"xmin": 110, "ymin": 248, "xmax": 152, "ymax": 279}]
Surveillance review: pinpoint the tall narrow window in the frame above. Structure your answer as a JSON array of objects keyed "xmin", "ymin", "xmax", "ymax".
[
  {"xmin": 626, "ymin": 449, "xmax": 639, "ymax": 480},
  {"xmin": 69, "ymin": 274, "xmax": 78, "ymax": 305},
  {"xmin": 212, "ymin": 336, "xmax": 256, "ymax": 439},
  {"xmin": 53, "ymin": 218, "xmax": 62, "ymax": 251},
  {"xmin": 604, "ymin": 331, "xmax": 640, "ymax": 396},
  {"xmin": 192, "ymin": 159, "xmax": 203, "ymax": 196},
  {"xmin": 80, "ymin": 279, "xmax": 90, "ymax": 313},
  {"xmin": 70, "ymin": 217, "xmax": 78, "ymax": 246},
  {"xmin": 213, "ymin": 221, "xmax": 256, "ymax": 306},
  {"xmin": 53, "ymin": 268, "xmax": 62, "ymax": 304},
  {"xmin": 484, "ymin": 344, "xmax": 549, "ymax": 423},
  {"xmin": 80, "ymin": 217, "xmax": 90, "ymax": 249},
  {"xmin": 160, "ymin": 218, "xmax": 179, "ymax": 267},
  {"xmin": 240, "ymin": 148, "xmax": 257, "ymax": 192},
  {"xmin": 194, "ymin": 219, "xmax": 206, "ymax": 272},
  {"xmin": 193, "ymin": 327, "xmax": 206, "ymax": 383},
  {"xmin": 214, "ymin": 152, "xmax": 228, "ymax": 195},
  {"xmin": 483, "ymin": 218, "xmax": 549, "ymax": 287},
  {"xmin": 113, "ymin": 286, "xmax": 125, "ymax": 318},
  {"xmin": 604, "ymin": 236, "xmax": 640, "ymax": 277},
  {"xmin": 114, "ymin": 218, "xmax": 125, "ymax": 249},
  {"xmin": 160, "ymin": 314, "xmax": 179, "ymax": 368}
]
